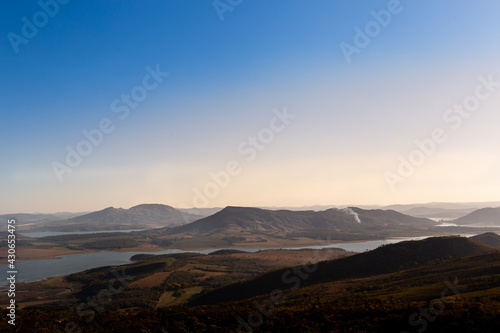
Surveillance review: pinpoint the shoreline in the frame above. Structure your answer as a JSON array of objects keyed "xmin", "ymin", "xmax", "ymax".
[
  {"xmin": 0, "ymin": 235, "xmax": 438, "ymax": 261},
  {"xmin": 5, "ymin": 227, "xmax": 489, "ymax": 262}
]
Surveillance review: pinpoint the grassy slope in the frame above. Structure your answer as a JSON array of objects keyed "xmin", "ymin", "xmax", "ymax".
[
  {"xmin": 0, "ymin": 248, "xmax": 350, "ymax": 310},
  {"xmin": 190, "ymin": 236, "xmax": 495, "ymax": 305},
  {"xmin": 2, "ymin": 248, "xmax": 499, "ymax": 332}
]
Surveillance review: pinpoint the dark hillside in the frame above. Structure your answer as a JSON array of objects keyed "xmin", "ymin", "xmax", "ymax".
[
  {"xmin": 471, "ymin": 232, "xmax": 500, "ymax": 248},
  {"xmin": 191, "ymin": 236, "xmax": 494, "ymax": 305}
]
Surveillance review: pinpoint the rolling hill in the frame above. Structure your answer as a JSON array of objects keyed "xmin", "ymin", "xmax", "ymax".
[
  {"xmin": 471, "ymin": 232, "xmax": 500, "ymax": 248},
  {"xmin": 451, "ymin": 207, "xmax": 500, "ymax": 226},
  {"xmin": 3, "ymin": 235, "xmax": 500, "ymax": 332},
  {"xmin": 22, "ymin": 204, "xmax": 201, "ymax": 232},
  {"xmin": 0, "ymin": 212, "xmax": 86, "ymax": 225},
  {"xmin": 167, "ymin": 206, "xmax": 360, "ymax": 235},
  {"xmin": 383, "ymin": 201, "xmax": 500, "ymax": 212},
  {"xmin": 399, "ymin": 207, "xmax": 475, "ymax": 219},
  {"xmin": 190, "ymin": 236, "xmax": 495, "ymax": 305},
  {"xmin": 165, "ymin": 206, "xmax": 436, "ymax": 240}
]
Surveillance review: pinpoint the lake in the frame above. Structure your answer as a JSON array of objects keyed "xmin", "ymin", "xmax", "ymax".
[
  {"xmin": 0, "ymin": 235, "xmax": 473, "ymax": 286},
  {"xmin": 436, "ymin": 223, "xmax": 500, "ymax": 228}
]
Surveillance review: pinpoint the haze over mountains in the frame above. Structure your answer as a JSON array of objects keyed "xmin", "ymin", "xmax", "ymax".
[
  {"xmin": 9, "ymin": 202, "xmax": 500, "ymax": 234},
  {"xmin": 0, "ymin": 212, "xmax": 85, "ymax": 225},
  {"xmin": 398, "ymin": 207, "xmax": 477, "ymax": 220},
  {"xmin": 451, "ymin": 207, "xmax": 500, "ymax": 226},
  {"xmin": 385, "ymin": 202, "xmax": 500, "ymax": 220},
  {"xmin": 261, "ymin": 202, "xmax": 500, "ymax": 219},
  {"xmin": 17, "ymin": 204, "xmax": 202, "ymax": 232}
]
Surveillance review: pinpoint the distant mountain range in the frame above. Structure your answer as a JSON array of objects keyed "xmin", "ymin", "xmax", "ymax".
[
  {"xmin": 450, "ymin": 207, "xmax": 500, "ymax": 226},
  {"xmin": 164, "ymin": 206, "xmax": 436, "ymax": 240},
  {"xmin": 383, "ymin": 201, "xmax": 500, "ymax": 211},
  {"xmin": 9, "ymin": 202, "xmax": 500, "ymax": 234},
  {"xmin": 384, "ymin": 202, "xmax": 500, "ymax": 220},
  {"xmin": 0, "ymin": 212, "xmax": 86, "ymax": 225},
  {"xmin": 20, "ymin": 204, "xmax": 202, "ymax": 232},
  {"xmin": 398, "ymin": 207, "xmax": 476, "ymax": 219}
]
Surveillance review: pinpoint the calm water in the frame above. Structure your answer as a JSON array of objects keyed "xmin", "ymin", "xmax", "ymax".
[
  {"xmin": 0, "ymin": 248, "xmax": 256, "ymax": 287},
  {"xmin": 0, "ymin": 235, "xmax": 470, "ymax": 286}
]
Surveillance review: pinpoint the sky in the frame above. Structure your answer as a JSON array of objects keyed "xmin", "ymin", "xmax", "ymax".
[{"xmin": 1, "ymin": 0, "xmax": 500, "ymax": 214}]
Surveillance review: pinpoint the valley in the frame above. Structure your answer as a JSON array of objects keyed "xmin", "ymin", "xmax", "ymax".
[
  {"xmin": 1, "ymin": 233, "xmax": 499, "ymax": 332},
  {"xmin": 2, "ymin": 204, "xmax": 500, "ymax": 332}
]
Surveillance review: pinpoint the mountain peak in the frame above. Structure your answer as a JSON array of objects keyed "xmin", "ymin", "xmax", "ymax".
[{"xmin": 34, "ymin": 204, "xmax": 197, "ymax": 232}]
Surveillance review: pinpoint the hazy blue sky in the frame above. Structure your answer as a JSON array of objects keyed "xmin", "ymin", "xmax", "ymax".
[{"xmin": 2, "ymin": 0, "xmax": 500, "ymax": 213}]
